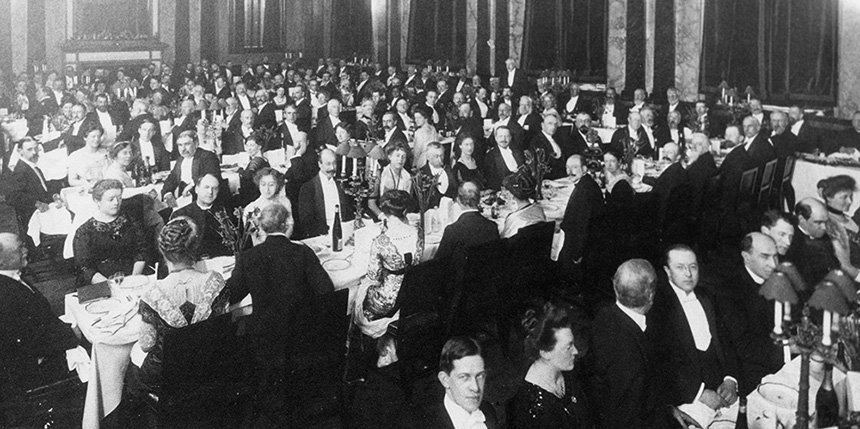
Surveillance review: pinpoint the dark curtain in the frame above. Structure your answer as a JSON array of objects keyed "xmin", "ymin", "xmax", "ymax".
[
  {"xmin": 406, "ymin": 0, "xmax": 468, "ymax": 66},
  {"xmin": 228, "ymin": 0, "xmax": 290, "ymax": 54},
  {"xmin": 200, "ymin": 0, "xmax": 218, "ymax": 62},
  {"xmin": 522, "ymin": 0, "xmax": 606, "ymax": 78},
  {"xmin": 331, "ymin": 0, "xmax": 373, "ymax": 58},
  {"xmin": 624, "ymin": 0, "xmax": 645, "ymax": 95},
  {"xmin": 652, "ymin": 0, "xmax": 675, "ymax": 101},
  {"xmin": 701, "ymin": 0, "xmax": 837, "ymax": 103}
]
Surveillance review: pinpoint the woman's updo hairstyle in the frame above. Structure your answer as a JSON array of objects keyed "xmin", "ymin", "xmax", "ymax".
[
  {"xmin": 253, "ymin": 167, "xmax": 285, "ymax": 191},
  {"xmin": 109, "ymin": 141, "xmax": 133, "ymax": 160},
  {"xmin": 379, "ymin": 189, "xmax": 411, "ymax": 219},
  {"xmin": 158, "ymin": 216, "xmax": 201, "ymax": 265},
  {"xmin": 817, "ymin": 175, "xmax": 857, "ymax": 200},
  {"xmin": 92, "ymin": 178, "xmax": 124, "ymax": 201},
  {"xmin": 521, "ymin": 301, "xmax": 572, "ymax": 361},
  {"xmin": 502, "ymin": 170, "xmax": 537, "ymax": 201}
]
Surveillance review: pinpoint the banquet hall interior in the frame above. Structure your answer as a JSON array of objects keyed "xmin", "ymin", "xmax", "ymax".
[{"xmin": 2, "ymin": 0, "xmax": 860, "ymax": 428}]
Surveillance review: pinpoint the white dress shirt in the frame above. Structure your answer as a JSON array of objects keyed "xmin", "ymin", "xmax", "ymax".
[
  {"xmin": 284, "ymin": 122, "xmax": 300, "ymax": 141},
  {"xmin": 329, "ymin": 115, "xmax": 341, "ymax": 129},
  {"xmin": 20, "ymin": 158, "xmax": 47, "ymax": 191},
  {"xmin": 455, "ymin": 80, "xmax": 465, "ymax": 92},
  {"xmin": 180, "ymin": 156, "xmax": 194, "ymax": 185},
  {"xmin": 670, "ymin": 128, "xmax": 680, "ymax": 144},
  {"xmin": 642, "ymin": 126, "xmax": 655, "ymax": 148},
  {"xmin": 617, "ymin": 302, "xmax": 647, "ymax": 332},
  {"xmin": 96, "ymin": 110, "xmax": 113, "ymax": 129},
  {"xmin": 398, "ymin": 112, "xmax": 413, "ymax": 130},
  {"xmin": 742, "ymin": 134, "xmax": 759, "ymax": 152},
  {"xmin": 791, "ymin": 120, "xmax": 804, "ymax": 136},
  {"xmin": 668, "ymin": 102, "xmax": 679, "ymax": 113},
  {"xmin": 384, "ymin": 128, "xmax": 397, "ymax": 145},
  {"xmin": 429, "ymin": 165, "xmax": 449, "ymax": 194},
  {"xmin": 517, "ymin": 114, "xmax": 528, "ymax": 129},
  {"xmin": 475, "ymin": 99, "xmax": 489, "ymax": 118},
  {"xmin": 669, "ymin": 282, "xmax": 712, "ymax": 351},
  {"xmin": 630, "ymin": 102, "xmax": 645, "ymax": 113},
  {"xmin": 238, "ymin": 94, "xmax": 252, "ymax": 111},
  {"xmin": 507, "ymin": 69, "xmax": 516, "ymax": 87},
  {"xmin": 319, "ymin": 172, "xmax": 340, "ymax": 225},
  {"xmin": 443, "ymin": 393, "xmax": 487, "ymax": 429},
  {"xmin": 542, "ymin": 131, "xmax": 562, "ymax": 159},
  {"xmin": 752, "ymin": 112, "xmax": 764, "ymax": 125},
  {"xmin": 565, "ymin": 95, "xmax": 580, "ymax": 113},
  {"xmin": 138, "ymin": 139, "xmax": 156, "ymax": 166},
  {"xmin": 499, "ymin": 147, "xmax": 519, "ymax": 172}
]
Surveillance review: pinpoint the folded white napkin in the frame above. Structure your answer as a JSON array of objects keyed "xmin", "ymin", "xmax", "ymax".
[{"xmin": 65, "ymin": 345, "xmax": 91, "ymax": 383}]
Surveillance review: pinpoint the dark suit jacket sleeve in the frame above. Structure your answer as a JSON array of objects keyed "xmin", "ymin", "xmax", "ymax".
[
  {"xmin": 592, "ymin": 315, "xmax": 651, "ymax": 428},
  {"xmin": 161, "ymin": 163, "xmax": 181, "ymax": 197},
  {"xmin": 434, "ymin": 224, "xmax": 457, "ymax": 261},
  {"xmin": 226, "ymin": 251, "xmax": 250, "ymax": 305},
  {"xmin": 296, "ymin": 181, "xmax": 316, "ymax": 239},
  {"xmin": 303, "ymin": 246, "xmax": 335, "ymax": 294},
  {"xmin": 199, "ymin": 150, "xmax": 223, "ymax": 179}
]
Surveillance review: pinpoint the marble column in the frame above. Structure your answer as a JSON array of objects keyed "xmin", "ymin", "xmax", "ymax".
[
  {"xmin": 44, "ymin": 0, "xmax": 65, "ymax": 71},
  {"xmin": 508, "ymin": 0, "xmax": 524, "ymax": 66},
  {"xmin": 466, "ymin": 0, "xmax": 478, "ymax": 72},
  {"xmin": 9, "ymin": 0, "xmax": 26, "ymax": 74},
  {"xmin": 188, "ymin": 0, "xmax": 201, "ymax": 63},
  {"xmin": 838, "ymin": 0, "xmax": 860, "ymax": 118},
  {"xmin": 607, "ymin": 0, "xmax": 627, "ymax": 91},
  {"xmin": 215, "ymin": 0, "xmax": 229, "ymax": 62},
  {"xmin": 158, "ymin": 0, "xmax": 175, "ymax": 64},
  {"xmin": 644, "ymin": 0, "xmax": 655, "ymax": 95},
  {"xmin": 673, "ymin": 0, "xmax": 704, "ymax": 101},
  {"xmin": 371, "ymin": 0, "xmax": 387, "ymax": 62},
  {"xmin": 399, "ymin": 0, "xmax": 409, "ymax": 66},
  {"xmin": 0, "ymin": 0, "xmax": 11, "ymax": 77}
]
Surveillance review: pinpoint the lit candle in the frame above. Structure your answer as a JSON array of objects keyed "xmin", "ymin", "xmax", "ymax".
[
  {"xmin": 773, "ymin": 301, "xmax": 783, "ymax": 335},
  {"xmin": 822, "ymin": 310, "xmax": 832, "ymax": 346},
  {"xmin": 729, "ymin": 96, "xmax": 733, "ymax": 105},
  {"xmin": 341, "ymin": 155, "xmax": 347, "ymax": 177},
  {"xmin": 721, "ymin": 88, "xmax": 726, "ymax": 100},
  {"xmin": 352, "ymin": 157, "xmax": 358, "ymax": 177},
  {"xmin": 747, "ymin": 93, "xmax": 751, "ymax": 103},
  {"xmin": 783, "ymin": 302, "xmax": 791, "ymax": 322}
]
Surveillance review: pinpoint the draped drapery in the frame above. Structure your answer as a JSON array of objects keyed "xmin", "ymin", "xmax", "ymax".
[
  {"xmin": 521, "ymin": 0, "xmax": 606, "ymax": 78},
  {"xmin": 700, "ymin": 0, "xmax": 838, "ymax": 103},
  {"xmin": 406, "ymin": 0, "xmax": 467, "ymax": 67},
  {"xmin": 331, "ymin": 0, "xmax": 373, "ymax": 58}
]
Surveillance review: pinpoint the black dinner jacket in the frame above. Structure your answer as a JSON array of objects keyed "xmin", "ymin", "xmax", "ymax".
[
  {"xmin": 161, "ymin": 148, "xmax": 223, "ymax": 198},
  {"xmin": 646, "ymin": 278, "xmax": 737, "ymax": 405},
  {"xmin": 130, "ymin": 137, "xmax": 171, "ymax": 173},
  {"xmin": 784, "ymin": 230, "xmax": 840, "ymax": 287},
  {"xmin": 434, "ymin": 211, "xmax": 500, "ymax": 261},
  {"xmin": 745, "ymin": 133, "xmax": 777, "ymax": 167},
  {"xmin": 515, "ymin": 111, "xmax": 542, "ymax": 140},
  {"xmin": 501, "ymin": 68, "xmax": 530, "ymax": 99},
  {"xmin": 279, "ymin": 121, "xmax": 311, "ymax": 150},
  {"xmin": 590, "ymin": 303, "xmax": 660, "ymax": 429},
  {"xmin": 170, "ymin": 201, "xmax": 234, "ymax": 258},
  {"xmin": 712, "ymin": 266, "xmax": 784, "ymax": 395},
  {"xmin": 173, "ymin": 111, "xmax": 201, "ymax": 138},
  {"xmin": 488, "ymin": 119, "xmax": 526, "ymax": 152},
  {"xmin": 283, "ymin": 152, "xmax": 319, "ymax": 204},
  {"xmin": 569, "ymin": 127, "xmax": 603, "ymax": 156},
  {"xmin": 226, "ymin": 235, "xmax": 334, "ymax": 346},
  {"xmin": 401, "ymin": 397, "xmax": 498, "ymax": 429},
  {"xmin": 483, "ymin": 146, "xmax": 524, "ymax": 191},
  {"xmin": 220, "ymin": 110, "xmax": 244, "ymax": 155},
  {"xmin": 0, "ymin": 274, "xmax": 79, "ymax": 391},
  {"xmin": 558, "ymin": 94, "xmax": 590, "ymax": 117},
  {"xmin": 419, "ymin": 163, "xmax": 457, "ymax": 207},
  {"xmin": 608, "ymin": 126, "xmax": 653, "ymax": 160},
  {"xmin": 117, "ymin": 112, "xmax": 162, "ymax": 147},
  {"xmin": 295, "ymin": 174, "xmax": 354, "ymax": 240},
  {"xmin": 9, "ymin": 161, "xmax": 52, "ymax": 223},
  {"xmin": 652, "ymin": 123, "xmax": 685, "ymax": 149},
  {"xmin": 313, "ymin": 115, "xmax": 340, "ymax": 150},
  {"xmin": 792, "ymin": 121, "xmax": 821, "ymax": 154},
  {"xmin": 528, "ymin": 132, "xmax": 570, "ymax": 180},
  {"xmin": 253, "ymin": 101, "xmax": 278, "ymax": 130},
  {"xmin": 294, "ymin": 97, "xmax": 313, "ymax": 131},
  {"xmin": 771, "ymin": 131, "xmax": 799, "ymax": 159},
  {"xmin": 559, "ymin": 174, "xmax": 604, "ymax": 263}
]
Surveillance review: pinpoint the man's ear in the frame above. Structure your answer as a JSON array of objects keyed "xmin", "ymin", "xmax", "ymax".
[{"xmin": 437, "ymin": 371, "xmax": 450, "ymax": 389}]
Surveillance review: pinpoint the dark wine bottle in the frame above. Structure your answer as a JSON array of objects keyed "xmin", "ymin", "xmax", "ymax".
[
  {"xmin": 141, "ymin": 156, "xmax": 153, "ymax": 185},
  {"xmin": 332, "ymin": 204, "xmax": 343, "ymax": 252},
  {"xmin": 735, "ymin": 396, "xmax": 748, "ymax": 429},
  {"xmin": 815, "ymin": 363, "xmax": 840, "ymax": 428}
]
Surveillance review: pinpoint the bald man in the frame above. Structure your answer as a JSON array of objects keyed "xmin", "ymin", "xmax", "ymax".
[
  {"xmin": 768, "ymin": 111, "xmax": 798, "ymax": 158},
  {"xmin": 434, "ymin": 182, "xmax": 500, "ymax": 261},
  {"xmin": 786, "ymin": 198, "xmax": 840, "ymax": 286},
  {"xmin": 1, "ymin": 233, "xmax": 80, "ymax": 418},
  {"xmin": 714, "ymin": 233, "xmax": 783, "ymax": 394},
  {"xmin": 296, "ymin": 149, "xmax": 353, "ymax": 239}
]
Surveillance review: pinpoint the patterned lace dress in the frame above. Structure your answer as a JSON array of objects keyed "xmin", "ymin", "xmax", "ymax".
[{"xmin": 353, "ymin": 221, "xmax": 423, "ymax": 338}]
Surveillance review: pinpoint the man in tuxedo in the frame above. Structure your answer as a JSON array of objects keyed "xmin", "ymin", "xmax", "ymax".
[
  {"xmin": 394, "ymin": 98, "xmax": 413, "ymax": 132},
  {"xmin": 529, "ymin": 112, "xmax": 569, "ymax": 180},
  {"xmin": 290, "ymin": 85, "xmax": 313, "ymax": 130},
  {"xmin": 663, "ymin": 87, "xmax": 691, "ymax": 127},
  {"xmin": 212, "ymin": 75, "xmax": 231, "ymax": 100},
  {"xmin": 234, "ymin": 82, "xmax": 254, "ymax": 111},
  {"xmin": 0, "ymin": 233, "xmax": 81, "ymax": 426},
  {"xmin": 92, "ymin": 93, "xmax": 120, "ymax": 136},
  {"xmin": 172, "ymin": 99, "xmax": 200, "ymax": 137},
  {"xmin": 404, "ymin": 336, "xmax": 498, "ymax": 428},
  {"xmin": 608, "ymin": 111, "xmax": 650, "ymax": 160},
  {"xmin": 253, "ymin": 90, "xmax": 277, "ymax": 130},
  {"xmin": 591, "ymin": 258, "xmax": 661, "ymax": 428},
  {"xmin": 425, "ymin": 89, "xmax": 446, "ymax": 130},
  {"xmin": 161, "ymin": 131, "xmax": 223, "ymax": 204},
  {"xmin": 559, "ymin": 83, "xmax": 588, "ymax": 119},
  {"xmin": 788, "ymin": 105, "xmax": 820, "ymax": 154},
  {"xmin": 785, "ymin": 199, "xmax": 840, "ymax": 286},
  {"xmin": 380, "ymin": 112, "xmax": 408, "ymax": 152},
  {"xmin": 654, "ymin": 110, "xmax": 687, "ymax": 150},
  {"xmin": 836, "ymin": 112, "xmax": 860, "ymax": 154},
  {"xmin": 227, "ymin": 204, "xmax": 333, "ymax": 424},
  {"xmin": 760, "ymin": 210, "xmax": 795, "ymax": 259},
  {"xmin": 629, "ymin": 89, "xmax": 647, "ymax": 114},
  {"xmin": 489, "ymin": 102, "xmax": 525, "ymax": 151},
  {"xmin": 283, "ymin": 132, "xmax": 318, "ymax": 204},
  {"xmin": 8, "ymin": 138, "xmax": 52, "ymax": 227},
  {"xmin": 219, "ymin": 97, "xmax": 244, "ymax": 155},
  {"xmin": 117, "ymin": 98, "xmax": 159, "ymax": 145},
  {"xmin": 648, "ymin": 245, "xmax": 739, "ymax": 410},
  {"xmin": 484, "ymin": 126, "xmax": 524, "ymax": 191},
  {"xmin": 714, "ymin": 233, "xmax": 784, "ymax": 394},
  {"xmin": 169, "ymin": 173, "xmax": 233, "ymax": 258},
  {"xmin": 42, "ymin": 77, "xmax": 71, "ymax": 114},
  {"xmin": 420, "ymin": 143, "xmax": 457, "ymax": 208},
  {"xmin": 435, "ymin": 182, "xmax": 500, "ymax": 261},
  {"xmin": 741, "ymin": 116, "xmax": 776, "ymax": 168},
  {"xmin": 684, "ymin": 133, "xmax": 719, "ymax": 207},
  {"xmin": 747, "ymin": 99, "xmax": 770, "ymax": 133},
  {"xmin": 559, "ymin": 155, "xmax": 605, "ymax": 284},
  {"xmin": 279, "ymin": 104, "xmax": 309, "ymax": 151},
  {"xmin": 638, "ymin": 107, "xmax": 658, "ymax": 158},
  {"xmin": 769, "ymin": 111, "xmax": 798, "ymax": 158},
  {"xmin": 296, "ymin": 149, "xmax": 354, "ymax": 239},
  {"xmin": 313, "ymin": 98, "xmax": 343, "ymax": 151},
  {"xmin": 131, "ymin": 118, "xmax": 171, "ymax": 172},
  {"xmin": 502, "ymin": 58, "xmax": 530, "ymax": 100},
  {"xmin": 692, "ymin": 101, "xmax": 713, "ymax": 137},
  {"xmin": 569, "ymin": 112, "xmax": 602, "ymax": 156},
  {"xmin": 593, "ymin": 87, "xmax": 625, "ymax": 128},
  {"xmin": 354, "ymin": 70, "xmax": 372, "ymax": 105}
]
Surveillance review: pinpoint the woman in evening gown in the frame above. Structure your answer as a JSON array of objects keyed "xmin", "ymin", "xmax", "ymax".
[
  {"xmin": 452, "ymin": 134, "xmax": 486, "ymax": 188},
  {"xmin": 500, "ymin": 169, "xmax": 546, "ymax": 238}
]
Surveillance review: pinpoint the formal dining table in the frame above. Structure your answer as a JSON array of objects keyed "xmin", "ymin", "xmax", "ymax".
[{"xmin": 792, "ymin": 157, "xmax": 860, "ymax": 214}]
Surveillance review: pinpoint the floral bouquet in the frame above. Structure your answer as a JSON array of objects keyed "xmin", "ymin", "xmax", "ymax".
[
  {"xmin": 411, "ymin": 170, "xmax": 440, "ymax": 252},
  {"xmin": 213, "ymin": 207, "xmax": 242, "ymax": 255},
  {"xmin": 523, "ymin": 148, "xmax": 551, "ymax": 199}
]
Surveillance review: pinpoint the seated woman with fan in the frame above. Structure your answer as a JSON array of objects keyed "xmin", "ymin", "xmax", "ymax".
[
  {"xmin": 500, "ymin": 169, "xmax": 546, "ymax": 238},
  {"xmin": 350, "ymin": 190, "xmax": 423, "ymax": 370},
  {"xmin": 123, "ymin": 216, "xmax": 229, "ymax": 400},
  {"xmin": 368, "ymin": 141, "xmax": 414, "ymax": 219}
]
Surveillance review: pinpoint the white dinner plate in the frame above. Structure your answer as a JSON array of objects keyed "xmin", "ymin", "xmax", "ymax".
[
  {"xmin": 118, "ymin": 275, "xmax": 150, "ymax": 289},
  {"xmin": 323, "ymin": 259, "xmax": 350, "ymax": 271},
  {"xmin": 757, "ymin": 382, "xmax": 798, "ymax": 409},
  {"xmin": 86, "ymin": 297, "xmax": 122, "ymax": 314}
]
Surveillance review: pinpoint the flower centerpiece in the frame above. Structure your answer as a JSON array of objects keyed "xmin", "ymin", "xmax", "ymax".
[{"xmin": 523, "ymin": 147, "xmax": 551, "ymax": 200}]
